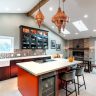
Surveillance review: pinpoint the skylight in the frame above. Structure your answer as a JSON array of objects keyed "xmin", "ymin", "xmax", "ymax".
[
  {"xmin": 61, "ymin": 29, "xmax": 70, "ymax": 34},
  {"xmin": 72, "ymin": 20, "xmax": 88, "ymax": 32}
]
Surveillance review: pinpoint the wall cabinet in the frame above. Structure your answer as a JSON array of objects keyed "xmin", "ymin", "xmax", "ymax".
[
  {"xmin": 20, "ymin": 25, "xmax": 48, "ymax": 49},
  {"xmin": 10, "ymin": 58, "xmax": 34, "ymax": 78},
  {"xmin": 0, "ymin": 66, "xmax": 10, "ymax": 81},
  {"xmin": 0, "ymin": 56, "xmax": 51, "ymax": 81}
]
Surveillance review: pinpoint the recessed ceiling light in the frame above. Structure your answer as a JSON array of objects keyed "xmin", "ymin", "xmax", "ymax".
[
  {"xmin": 17, "ymin": 8, "xmax": 21, "ymax": 11},
  {"xmin": 84, "ymin": 14, "xmax": 88, "ymax": 18},
  {"xmin": 6, "ymin": 8, "xmax": 10, "ymax": 11},
  {"xmin": 52, "ymin": 26, "xmax": 55, "ymax": 29},
  {"xmin": 49, "ymin": 7, "xmax": 53, "ymax": 11},
  {"xmin": 61, "ymin": 28, "xmax": 70, "ymax": 34},
  {"xmin": 93, "ymin": 29, "xmax": 96, "ymax": 32},
  {"xmin": 72, "ymin": 20, "xmax": 88, "ymax": 32},
  {"xmin": 75, "ymin": 33, "xmax": 78, "ymax": 35}
]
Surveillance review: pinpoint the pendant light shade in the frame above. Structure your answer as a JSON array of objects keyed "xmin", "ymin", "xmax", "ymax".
[
  {"xmin": 52, "ymin": 7, "xmax": 65, "ymax": 32},
  {"xmin": 35, "ymin": 0, "xmax": 45, "ymax": 28},
  {"xmin": 52, "ymin": 0, "xmax": 69, "ymax": 32},
  {"xmin": 35, "ymin": 9, "xmax": 44, "ymax": 28}
]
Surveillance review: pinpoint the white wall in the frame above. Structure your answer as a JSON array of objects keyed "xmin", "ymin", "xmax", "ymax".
[
  {"xmin": 46, "ymin": 31, "xmax": 65, "ymax": 55},
  {"xmin": 0, "ymin": 13, "xmax": 65, "ymax": 55},
  {"xmin": 90, "ymin": 37, "xmax": 96, "ymax": 64},
  {"xmin": 95, "ymin": 41, "xmax": 96, "ymax": 65}
]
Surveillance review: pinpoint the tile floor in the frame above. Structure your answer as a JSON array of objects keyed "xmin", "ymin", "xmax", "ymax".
[{"xmin": 0, "ymin": 70, "xmax": 96, "ymax": 96}]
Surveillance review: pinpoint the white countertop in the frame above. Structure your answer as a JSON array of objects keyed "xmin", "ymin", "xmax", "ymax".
[
  {"xmin": 0, "ymin": 55, "xmax": 51, "ymax": 67},
  {"xmin": 17, "ymin": 59, "xmax": 82, "ymax": 76},
  {"xmin": 0, "ymin": 60, "xmax": 10, "ymax": 67}
]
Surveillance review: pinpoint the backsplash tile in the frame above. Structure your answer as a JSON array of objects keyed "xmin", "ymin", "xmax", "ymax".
[{"xmin": 0, "ymin": 49, "xmax": 45, "ymax": 59}]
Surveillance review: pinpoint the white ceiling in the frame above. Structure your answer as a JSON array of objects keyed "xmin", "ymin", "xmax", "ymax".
[
  {"xmin": 0, "ymin": 0, "xmax": 96, "ymax": 40},
  {"xmin": 0, "ymin": 0, "xmax": 39, "ymax": 13}
]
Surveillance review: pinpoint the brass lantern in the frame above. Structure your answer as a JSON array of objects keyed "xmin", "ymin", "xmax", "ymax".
[{"xmin": 35, "ymin": 9, "xmax": 44, "ymax": 28}]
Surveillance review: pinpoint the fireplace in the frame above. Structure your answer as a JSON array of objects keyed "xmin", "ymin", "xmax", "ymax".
[{"xmin": 73, "ymin": 51, "xmax": 84, "ymax": 60}]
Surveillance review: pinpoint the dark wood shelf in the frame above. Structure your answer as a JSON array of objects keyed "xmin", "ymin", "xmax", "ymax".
[
  {"xmin": 20, "ymin": 25, "xmax": 48, "ymax": 49},
  {"xmin": 69, "ymin": 48, "xmax": 89, "ymax": 50}
]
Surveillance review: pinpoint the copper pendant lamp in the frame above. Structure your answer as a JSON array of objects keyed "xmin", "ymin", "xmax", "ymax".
[
  {"xmin": 35, "ymin": 0, "xmax": 44, "ymax": 28},
  {"xmin": 52, "ymin": 7, "xmax": 64, "ymax": 32},
  {"xmin": 52, "ymin": 0, "xmax": 69, "ymax": 32}
]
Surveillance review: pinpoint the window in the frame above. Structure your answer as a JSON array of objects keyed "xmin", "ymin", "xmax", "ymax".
[{"xmin": 0, "ymin": 36, "xmax": 14, "ymax": 53}]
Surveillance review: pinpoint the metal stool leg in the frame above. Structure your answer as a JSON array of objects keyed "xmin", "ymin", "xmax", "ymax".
[
  {"xmin": 74, "ymin": 79, "xmax": 77, "ymax": 96},
  {"xmin": 65, "ymin": 81, "xmax": 67, "ymax": 96},
  {"xmin": 77, "ymin": 76, "xmax": 80, "ymax": 95},
  {"xmin": 82, "ymin": 75, "xmax": 86, "ymax": 90}
]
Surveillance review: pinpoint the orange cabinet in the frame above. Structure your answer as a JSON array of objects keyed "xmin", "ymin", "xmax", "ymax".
[{"xmin": 18, "ymin": 67, "xmax": 58, "ymax": 96}]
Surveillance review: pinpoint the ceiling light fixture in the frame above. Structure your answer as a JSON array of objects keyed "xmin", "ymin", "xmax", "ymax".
[
  {"xmin": 93, "ymin": 29, "xmax": 96, "ymax": 32},
  {"xmin": 84, "ymin": 14, "xmax": 88, "ymax": 18},
  {"xmin": 49, "ymin": 7, "xmax": 53, "ymax": 11},
  {"xmin": 17, "ymin": 8, "xmax": 21, "ymax": 11},
  {"xmin": 35, "ymin": 0, "xmax": 44, "ymax": 28},
  {"xmin": 52, "ymin": 26, "xmax": 55, "ymax": 29},
  {"xmin": 6, "ymin": 8, "xmax": 10, "ymax": 11},
  {"xmin": 75, "ymin": 33, "xmax": 78, "ymax": 35},
  {"xmin": 52, "ymin": 0, "xmax": 69, "ymax": 33}
]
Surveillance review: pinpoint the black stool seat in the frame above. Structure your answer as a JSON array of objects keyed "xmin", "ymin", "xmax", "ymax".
[
  {"xmin": 60, "ymin": 70, "xmax": 77, "ymax": 96},
  {"xmin": 75, "ymin": 67, "xmax": 86, "ymax": 95}
]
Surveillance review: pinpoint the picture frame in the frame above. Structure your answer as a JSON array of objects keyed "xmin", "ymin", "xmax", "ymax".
[
  {"xmin": 51, "ymin": 40, "xmax": 56, "ymax": 49},
  {"xmin": 56, "ymin": 44, "xmax": 61, "ymax": 51}
]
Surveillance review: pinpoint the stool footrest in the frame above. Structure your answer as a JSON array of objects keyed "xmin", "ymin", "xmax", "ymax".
[{"xmin": 63, "ymin": 87, "xmax": 76, "ymax": 96}]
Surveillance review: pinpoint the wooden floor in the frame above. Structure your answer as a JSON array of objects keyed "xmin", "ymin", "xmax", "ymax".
[{"xmin": 0, "ymin": 68, "xmax": 96, "ymax": 96}]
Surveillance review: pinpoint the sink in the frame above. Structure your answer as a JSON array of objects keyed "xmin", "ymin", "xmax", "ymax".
[{"xmin": 44, "ymin": 59, "xmax": 56, "ymax": 62}]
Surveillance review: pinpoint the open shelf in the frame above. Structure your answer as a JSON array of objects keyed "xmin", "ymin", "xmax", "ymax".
[{"xmin": 20, "ymin": 25, "xmax": 48, "ymax": 49}]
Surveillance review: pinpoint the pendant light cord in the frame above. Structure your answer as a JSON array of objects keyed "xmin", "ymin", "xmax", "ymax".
[
  {"xmin": 62, "ymin": 0, "xmax": 65, "ymax": 11},
  {"xmin": 63, "ymin": 0, "xmax": 64, "ymax": 11},
  {"xmin": 39, "ymin": 0, "xmax": 40, "ymax": 11},
  {"xmin": 59, "ymin": 0, "xmax": 60, "ymax": 8}
]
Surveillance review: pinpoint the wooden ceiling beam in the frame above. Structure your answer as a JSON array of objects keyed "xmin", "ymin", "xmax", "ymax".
[{"xmin": 27, "ymin": 0, "xmax": 49, "ymax": 16}]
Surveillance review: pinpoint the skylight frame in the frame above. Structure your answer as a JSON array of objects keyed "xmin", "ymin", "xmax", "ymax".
[{"xmin": 72, "ymin": 20, "xmax": 88, "ymax": 32}]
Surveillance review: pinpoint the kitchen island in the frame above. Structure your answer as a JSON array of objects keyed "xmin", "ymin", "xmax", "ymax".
[{"xmin": 17, "ymin": 58, "xmax": 82, "ymax": 96}]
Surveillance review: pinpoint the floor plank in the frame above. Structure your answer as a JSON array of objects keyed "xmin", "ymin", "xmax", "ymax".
[{"xmin": 0, "ymin": 71, "xmax": 96, "ymax": 96}]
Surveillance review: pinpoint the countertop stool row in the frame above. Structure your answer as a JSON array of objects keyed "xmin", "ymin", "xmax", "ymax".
[{"xmin": 60, "ymin": 64, "xmax": 86, "ymax": 96}]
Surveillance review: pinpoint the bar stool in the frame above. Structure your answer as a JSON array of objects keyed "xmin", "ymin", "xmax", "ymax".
[
  {"xmin": 60, "ymin": 70, "xmax": 77, "ymax": 96},
  {"xmin": 75, "ymin": 67, "xmax": 86, "ymax": 95}
]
